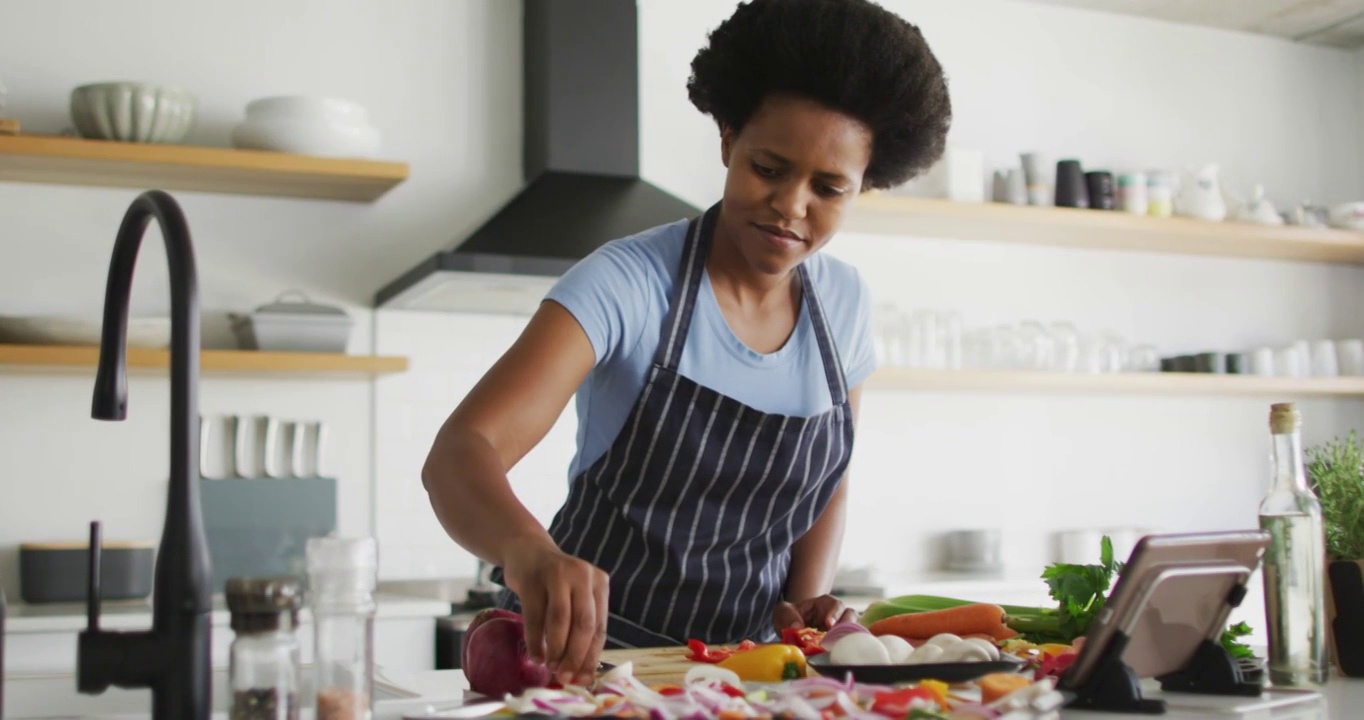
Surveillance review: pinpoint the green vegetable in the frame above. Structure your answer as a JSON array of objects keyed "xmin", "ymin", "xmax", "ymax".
[
  {"xmin": 860, "ymin": 594, "xmax": 1044, "ymax": 627},
  {"xmin": 1306, "ymin": 431, "xmax": 1364, "ymax": 561},
  {"xmin": 1220, "ymin": 621, "xmax": 1255, "ymax": 659},
  {"xmin": 907, "ymin": 710, "xmax": 955, "ymax": 720},
  {"xmin": 864, "ymin": 536, "xmax": 1255, "ymax": 649}
]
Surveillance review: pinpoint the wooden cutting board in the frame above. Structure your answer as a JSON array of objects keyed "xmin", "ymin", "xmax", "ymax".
[{"xmin": 599, "ymin": 646, "xmax": 706, "ymax": 685}]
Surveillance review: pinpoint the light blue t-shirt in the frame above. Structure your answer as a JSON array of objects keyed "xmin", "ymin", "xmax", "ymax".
[{"xmin": 546, "ymin": 218, "xmax": 878, "ymax": 479}]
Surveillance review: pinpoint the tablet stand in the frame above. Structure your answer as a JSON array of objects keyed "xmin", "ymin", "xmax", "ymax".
[{"xmin": 1061, "ymin": 583, "xmax": 1261, "ymax": 714}]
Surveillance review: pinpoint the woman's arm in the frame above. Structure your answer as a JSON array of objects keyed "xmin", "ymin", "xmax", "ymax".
[
  {"xmin": 422, "ymin": 300, "xmax": 606, "ymax": 686},
  {"xmin": 776, "ymin": 385, "xmax": 862, "ymax": 627}
]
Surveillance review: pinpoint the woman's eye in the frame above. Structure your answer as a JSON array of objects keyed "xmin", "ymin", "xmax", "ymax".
[
  {"xmin": 753, "ymin": 162, "xmax": 778, "ymax": 178},
  {"xmin": 817, "ymin": 184, "xmax": 847, "ymax": 198}
]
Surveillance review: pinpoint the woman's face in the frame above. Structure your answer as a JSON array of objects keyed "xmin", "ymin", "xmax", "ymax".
[{"xmin": 718, "ymin": 94, "xmax": 873, "ymax": 278}]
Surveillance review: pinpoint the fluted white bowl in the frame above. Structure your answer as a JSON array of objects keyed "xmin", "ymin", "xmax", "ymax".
[{"xmin": 70, "ymin": 82, "xmax": 197, "ymax": 143}]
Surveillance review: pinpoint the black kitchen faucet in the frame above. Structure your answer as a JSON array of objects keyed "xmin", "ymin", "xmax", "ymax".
[{"xmin": 77, "ymin": 190, "xmax": 213, "ymax": 720}]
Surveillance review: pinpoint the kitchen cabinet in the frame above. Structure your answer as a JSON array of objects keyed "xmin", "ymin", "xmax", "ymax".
[
  {"xmin": 845, "ymin": 195, "xmax": 1364, "ymax": 265},
  {"xmin": 0, "ymin": 343, "xmax": 408, "ymax": 378},
  {"xmin": 0, "ymin": 134, "xmax": 408, "ymax": 202}
]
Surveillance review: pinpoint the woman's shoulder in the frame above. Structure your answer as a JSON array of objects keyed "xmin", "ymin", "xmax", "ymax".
[
  {"xmin": 587, "ymin": 218, "xmax": 689, "ymax": 282},
  {"xmin": 804, "ymin": 251, "xmax": 873, "ymax": 322}
]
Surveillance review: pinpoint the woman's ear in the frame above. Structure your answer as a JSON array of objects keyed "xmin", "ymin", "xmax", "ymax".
[{"xmin": 720, "ymin": 125, "xmax": 734, "ymax": 168}]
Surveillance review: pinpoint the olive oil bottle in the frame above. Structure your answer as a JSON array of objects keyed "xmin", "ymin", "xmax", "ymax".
[{"xmin": 1259, "ymin": 402, "xmax": 1329, "ymax": 687}]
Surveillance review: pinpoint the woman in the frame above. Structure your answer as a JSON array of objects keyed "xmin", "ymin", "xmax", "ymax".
[{"xmin": 424, "ymin": 0, "xmax": 951, "ymax": 687}]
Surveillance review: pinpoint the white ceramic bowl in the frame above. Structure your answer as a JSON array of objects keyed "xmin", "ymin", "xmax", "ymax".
[
  {"xmin": 243, "ymin": 96, "xmax": 370, "ymax": 126},
  {"xmin": 70, "ymin": 82, "xmax": 197, "ymax": 143},
  {"xmin": 231, "ymin": 95, "xmax": 381, "ymax": 159},
  {"xmin": 1329, "ymin": 202, "xmax": 1364, "ymax": 231},
  {"xmin": 231, "ymin": 116, "xmax": 381, "ymax": 159}
]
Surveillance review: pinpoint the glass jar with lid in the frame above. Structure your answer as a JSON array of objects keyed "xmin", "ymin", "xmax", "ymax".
[
  {"xmin": 226, "ymin": 576, "xmax": 304, "ymax": 720},
  {"xmin": 307, "ymin": 536, "xmax": 378, "ymax": 720}
]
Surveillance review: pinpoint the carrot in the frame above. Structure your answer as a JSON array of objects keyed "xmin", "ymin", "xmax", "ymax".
[{"xmin": 868, "ymin": 603, "xmax": 1009, "ymax": 640}]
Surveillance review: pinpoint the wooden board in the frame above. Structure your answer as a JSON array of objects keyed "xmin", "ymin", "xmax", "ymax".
[
  {"xmin": 0, "ymin": 134, "xmax": 408, "ymax": 202},
  {"xmin": 0, "ymin": 118, "xmax": 19, "ymax": 135},
  {"xmin": 600, "ymin": 647, "xmax": 708, "ymax": 686},
  {"xmin": 843, "ymin": 194, "xmax": 1364, "ymax": 265},
  {"xmin": 864, "ymin": 367, "xmax": 1364, "ymax": 397},
  {"xmin": 0, "ymin": 343, "xmax": 409, "ymax": 378}
]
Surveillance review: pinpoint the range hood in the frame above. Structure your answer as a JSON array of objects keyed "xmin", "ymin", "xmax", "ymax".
[{"xmin": 375, "ymin": 0, "xmax": 701, "ymax": 313}]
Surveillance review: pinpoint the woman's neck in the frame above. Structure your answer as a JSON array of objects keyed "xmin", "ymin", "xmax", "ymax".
[{"xmin": 707, "ymin": 214, "xmax": 798, "ymax": 312}]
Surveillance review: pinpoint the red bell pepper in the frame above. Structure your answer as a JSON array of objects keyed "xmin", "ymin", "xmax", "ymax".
[
  {"xmin": 870, "ymin": 687, "xmax": 941, "ymax": 717},
  {"xmin": 686, "ymin": 638, "xmax": 757, "ymax": 663},
  {"xmin": 781, "ymin": 627, "xmax": 827, "ymax": 656}
]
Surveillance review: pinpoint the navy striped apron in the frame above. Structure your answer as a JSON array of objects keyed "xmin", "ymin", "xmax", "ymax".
[{"xmin": 495, "ymin": 204, "xmax": 854, "ymax": 648}]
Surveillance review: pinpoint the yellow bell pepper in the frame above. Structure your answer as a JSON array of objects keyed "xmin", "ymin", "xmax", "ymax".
[{"xmin": 716, "ymin": 643, "xmax": 807, "ymax": 682}]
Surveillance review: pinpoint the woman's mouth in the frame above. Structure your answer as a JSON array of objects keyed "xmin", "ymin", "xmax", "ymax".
[{"xmin": 753, "ymin": 223, "xmax": 804, "ymax": 250}]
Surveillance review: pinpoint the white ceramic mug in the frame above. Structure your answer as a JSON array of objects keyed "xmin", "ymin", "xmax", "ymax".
[
  {"xmin": 1276, "ymin": 345, "xmax": 1306, "ymax": 378},
  {"xmin": 1251, "ymin": 347, "xmax": 1276, "ymax": 376},
  {"xmin": 1337, "ymin": 339, "xmax": 1364, "ymax": 376},
  {"xmin": 1312, "ymin": 340, "xmax": 1339, "ymax": 377}
]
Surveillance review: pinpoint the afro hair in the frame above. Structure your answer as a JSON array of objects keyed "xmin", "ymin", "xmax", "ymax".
[{"xmin": 687, "ymin": 0, "xmax": 952, "ymax": 191}]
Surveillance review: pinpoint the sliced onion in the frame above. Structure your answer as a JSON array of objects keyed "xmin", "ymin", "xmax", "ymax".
[
  {"xmin": 683, "ymin": 664, "xmax": 743, "ymax": 688},
  {"xmin": 821, "ymin": 620, "xmax": 872, "ymax": 649}
]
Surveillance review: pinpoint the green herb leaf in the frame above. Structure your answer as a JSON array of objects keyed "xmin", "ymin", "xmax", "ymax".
[
  {"xmin": 1220, "ymin": 621, "xmax": 1255, "ymax": 659},
  {"xmin": 1307, "ymin": 431, "xmax": 1364, "ymax": 562},
  {"xmin": 1030, "ymin": 535, "xmax": 1124, "ymax": 644}
]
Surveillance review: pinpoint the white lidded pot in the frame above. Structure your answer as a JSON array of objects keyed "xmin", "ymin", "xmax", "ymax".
[{"xmin": 230, "ymin": 290, "xmax": 354, "ymax": 353}]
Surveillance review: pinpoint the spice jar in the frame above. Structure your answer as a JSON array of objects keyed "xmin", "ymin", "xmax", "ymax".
[
  {"xmin": 226, "ymin": 576, "xmax": 304, "ymax": 720},
  {"xmin": 307, "ymin": 536, "xmax": 378, "ymax": 720}
]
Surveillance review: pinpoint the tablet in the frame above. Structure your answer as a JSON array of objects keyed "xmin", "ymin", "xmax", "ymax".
[{"xmin": 1061, "ymin": 530, "xmax": 1270, "ymax": 689}]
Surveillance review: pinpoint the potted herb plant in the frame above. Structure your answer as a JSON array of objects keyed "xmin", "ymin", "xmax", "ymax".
[{"xmin": 1306, "ymin": 431, "xmax": 1364, "ymax": 677}]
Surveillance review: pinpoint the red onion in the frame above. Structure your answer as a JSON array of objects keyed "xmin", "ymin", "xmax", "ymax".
[
  {"xmin": 462, "ymin": 610, "xmax": 551, "ymax": 697},
  {"xmin": 821, "ymin": 619, "xmax": 872, "ymax": 649}
]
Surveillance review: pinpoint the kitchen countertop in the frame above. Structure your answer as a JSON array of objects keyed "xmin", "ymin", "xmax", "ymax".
[{"xmin": 4, "ymin": 591, "xmax": 452, "ymax": 633}]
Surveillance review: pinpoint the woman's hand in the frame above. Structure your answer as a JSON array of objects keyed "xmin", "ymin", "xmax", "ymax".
[
  {"xmin": 502, "ymin": 541, "xmax": 610, "ymax": 686},
  {"xmin": 773, "ymin": 594, "xmax": 857, "ymax": 631}
]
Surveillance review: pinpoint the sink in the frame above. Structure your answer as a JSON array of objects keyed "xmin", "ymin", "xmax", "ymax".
[{"xmin": 4, "ymin": 668, "xmax": 418, "ymax": 719}]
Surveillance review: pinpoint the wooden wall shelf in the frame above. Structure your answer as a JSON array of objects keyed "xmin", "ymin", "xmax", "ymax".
[
  {"xmin": 866, "ymin": 368, "xmax": 1364, "ymax": 397},
  {"xmin": 844, "ymin": 195, "xmax": 1364, "ymax": 265},
  {"xmin": 0, "ymin": 344, "xmax": 409, "ymax": 378},
  {"xmin": 0, "ymin": 134, "xmax": 408, "ymax": 202}
]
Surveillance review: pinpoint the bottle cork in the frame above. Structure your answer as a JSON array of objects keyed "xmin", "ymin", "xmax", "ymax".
[{"xmin": 1270, "ymin": 402, "xmax": 1301, "ymax": 434}]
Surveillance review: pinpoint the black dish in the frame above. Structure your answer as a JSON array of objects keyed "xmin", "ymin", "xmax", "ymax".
[{"xmin": 807, "ymin": 652, "xmax": 1027, "ymax": 684}]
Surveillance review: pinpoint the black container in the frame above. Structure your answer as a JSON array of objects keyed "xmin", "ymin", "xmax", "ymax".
[
  {"xmin": 1227, "ymin": 353, "xmax": 1250, "ymax": 374},
  {"xmin": 1195, "ymin": 352, "xmax": 1227, "ymax": 374},
  {"xmin": 1055, "ymin": 160, "xmax": 1089, "ymax": 208},
  {"xmin": 1085, "ymin": 171, "xmax": 1115, "ymax": 210},
  {"xmin": 1172, "ymin": 355, "xmax": 1198, "ymax": 372},
  {"xmin": 1160, "ymin": 357, "xmax": 1176, "ymax": 372},
  {"xmin": 19, "ymin": 542, "xmax": 154, "ymax": 603}
]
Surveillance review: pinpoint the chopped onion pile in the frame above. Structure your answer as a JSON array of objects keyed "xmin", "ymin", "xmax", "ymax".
[{"xmin": 492, "ymin": 662, "xmax": 1062, "ymax": 719}]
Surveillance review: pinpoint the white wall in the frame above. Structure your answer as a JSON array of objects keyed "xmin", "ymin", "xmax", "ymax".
[
  {"xmin": 0, "ymin": 0, "xmax": 522, "ymax": 593},
  {"xmin": 3, "ymin": 0, "xmax": 1363, "ymax": 604},
  {"xmin": 629, "ymin": 0, "xmax": 1364, "ymax": 578}
]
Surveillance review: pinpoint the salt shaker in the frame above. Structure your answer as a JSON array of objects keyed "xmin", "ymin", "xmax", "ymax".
[
  {"xmin": 308, "ymin": 537, "xmax": 378, "ymax": 720},
  {"xmin": 226, "ymin": 576, "xmax": 304, "ymax": 720}
]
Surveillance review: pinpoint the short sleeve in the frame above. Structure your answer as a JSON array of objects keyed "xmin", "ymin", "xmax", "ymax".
[
  {"xmin": 840, "ymin": 268, "xmax": 879, "ymax": 389},
  {"xmin": 544, "ymin": 240, "xmax": 652, "ymax": 366}
]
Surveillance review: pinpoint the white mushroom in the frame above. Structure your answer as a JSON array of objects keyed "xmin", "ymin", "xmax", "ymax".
[{"xmin": 876, "ymin": 635, "xmax": 915, "ymax": 664}]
